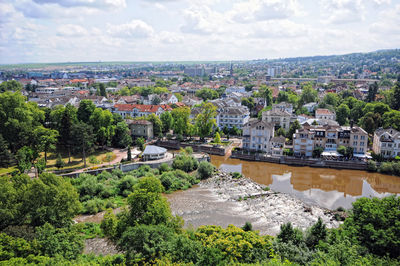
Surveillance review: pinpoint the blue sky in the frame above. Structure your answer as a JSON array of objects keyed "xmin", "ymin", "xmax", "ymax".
[{"xmin": 0, "ymin": 0, "xmax": 399, "ymax": 64}]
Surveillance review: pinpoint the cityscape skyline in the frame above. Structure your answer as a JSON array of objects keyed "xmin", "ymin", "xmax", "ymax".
[{"xmin": 0, "ymin": 0, "xmax": 399, "ymax": 64}]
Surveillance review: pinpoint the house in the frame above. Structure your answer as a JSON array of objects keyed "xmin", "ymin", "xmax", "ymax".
[
  {"xmin": 182, "ymin": 96, "xmax": 202, "ymax": 107},
  {"xmin": 242, "ymin": 119, "xmax": 274, "ymax": 153},
  {"xmin": 272, "ymin": 102, "xmax": 293, "ymax": 114},
  {"xmin": 142, "ymin": 145, "xmax": 167, "ymax": 161},
  {"xmin": 372, "ymin": 128, "xmax": 400, "ymax": 158},
  {"xmin": 303, "ymin": 102, "xmax": 318, "ymax": 112},
  {"xmin": 293, "ymin": 124, "xmax": 368, "ymax": 157},
  {"xmin": 315, "ymin": 108, "xmax": 336, "ymax": 121},
  {"xmin": 127, "ymin": 119, "xmax": 154, "ymax": 139},
  {"xmin": 216, "ymin": 106, "xmax": 250, "ymax": 130},
  {"xmin": 269, "ymin": 136, "xmax": 286, "ymax": 156},
  {"xmin": 262, "ymin": 109, "xmax": 297, "ymax": 131},
  {"xmin": 112, "ymin": 104, "xmax": 172, "ymax": 118},
  {"xmin": 160, "ymin": 93, "xmax": 178, "ymax": 104}
]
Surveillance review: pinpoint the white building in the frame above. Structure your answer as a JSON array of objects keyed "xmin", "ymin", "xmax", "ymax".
[
  {"xmin": 315, "ymin": 108, "xmax": 336, "ymax": 121},
  {"xmin": 262, "ymin": 109, "xmax": 297, "ymax": 131},
  {"xmin": 242, "ymin": 119, "xmax": 274, "ymax": 153},
  {"xmin": 373, "ymin": 128, "xmax": 400, "ymax": 158},
  {"xmin": 216, "ymin": 106, "xmax": 250, "ymax": 130}
]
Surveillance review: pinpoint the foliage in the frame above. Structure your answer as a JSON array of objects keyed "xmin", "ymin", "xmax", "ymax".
[
  {"xmin": 100, "ymin": 208, "xmax": 118, "ymax": 239},
  {"xmin": 159, "ymin": 169, "xmax": 197, "ymax": 192},
  {"xmin": 195, "ymin": 88, "xmax": 219, "ymax": 101},
  {"xmin": 172, "ymin": 151, "xmax": 199, "ymax": 172},
  {"xmin": 299, "ymin": 83, "xmax": 317, "ymax": 106},
  {"xmin": 214, "ymin": 132, "xmax": 221, "ymax": 144},
  {"xmin": 197, "ymin": 161, "xmax": 215, "ymax": 180},
  {"xmin": 336, "ymin": 103, "xmax": 350, "ymax": 125},
  {"xmin": 136, "ymin": 137, "xmax": 145, "ymax": 151},
  {"xmin": 277, "ymin": 222, "xmax": 304, "ymax": 246},
  {"xmin": 171, "ymin": 107, "xmax": 191, "ymax": 136},
  {"xmin": 0, "ymin": 80, "xmax": 23, "ymax": 92},
  {"xmin": 160, "ymin": 111, "xmax": 174, "ymax": 133},
  {"xmin": 287, "ymin": 120, "xmax": 301, "ymax": 140},
  {"xmin": 312, "ymin": 147, "xmax": 324, "ymax": 158},
  {"xmin": 194, "ymin": 102, "xmax": 217, "ymax": 140}
]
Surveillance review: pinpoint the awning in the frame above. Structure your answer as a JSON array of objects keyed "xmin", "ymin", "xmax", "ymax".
[
  {"xmin": 353, "ymin": 153, "xmax": 372, "ymax": 159},
  {"xmin": 321, "ymin": 151, "xmax": 341, "ymax": 157}
]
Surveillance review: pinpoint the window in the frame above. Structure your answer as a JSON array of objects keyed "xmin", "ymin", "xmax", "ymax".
[
  {"xmin": 353, "ymin": 141, "xmax": 357, "ymax": 146},
  {"xmin": 354, "ymin": 135, "xmax": 358, "ymax": 140},
  {"xmin": 360, "ymin": 142, "xmax": 364, "ymax": 146},
  {"xmin": 360, "ymin": 135, "xmax": 365, "ymax": 140}
]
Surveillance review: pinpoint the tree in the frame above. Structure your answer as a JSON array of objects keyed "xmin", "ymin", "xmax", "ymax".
[
  {"xmin": 89, "ymin": 108, "xmax": 114, "ymax": 147},
  {"xmin": 214, "ymin": 132, "xmax": 221, "ymax": 144},
  {"xmin": 22, "ymin": 173, "xmax": 81, "ymax": 227},
  {"xmin": 360, "ymin": 112, "xmax": 382, "ymax": 134},
  {"xmin": 57, "ymin": 104, "xmax": 77, "ymax": 163},
  {"xmin": 0, "ymin": 134, "xmax": 12, "ymax": 167},
  {"xmin": 99, "ymin": 83, "xmax": 106, "ymax": 97},
  {"xmin": 245, "ymin": 84, "xmax": 254, "ymax": 92},
  {"xmin": 287, "ymin": 120, "xmax": 301, "ymax": 140},
  {"xmin": 195, "ymin": 88, "xmax": 218, "ymax": 101},
  {"xmin": 127, "ymin": 145, "xmax": 132, "ymax": 161},
  {"xmin": 152, "ymin": 96, "xmax": 161, "ymax": 105},
  {"xmin": 336, "ymin": 104, "xmax": 350, "ymax": 125},
  {"xmin": 197, "ymin": 161, "xmax": 214, "ymax": 180},
  {"xmin": 241, "ymin": 97, "xmax": 255, "ymax": 112},
  {"xmin": 277, "ymin": 222, "xmax": 304, "ymax": 246},
  {"xmin": 195, "ymin": 102, "xmax": 217, "ymax": 141},
  {"xmin": 277, "ymin": 91, "xmax": 289, "ymax": 103},
  {"xmin": 77, "ymin": 100, "xmax": 96, "ymax": 123},
  {"xmin": 305, "ymin": 217, "xmax": 327, "ymax": 249},
  {"xmin": 55, "ymin": 154, "xmax": 65, "ymax": 170},
  {"xmin": 259, "ymin": 85, "xmax": 273, "ymax": 106},
  {"xmin": 392, "ymin": 81, "xmax": 400, "ymax": 110},
  {"xmin": 112, "ymin": 121, "xmax": 132, "ymax": 148},
  {"xmin": 312, "ymin": 147, "xmax": 324, "ymax": 158},
  {"xmin": 71, "ymin": 122, "xmax": 95, "ymax": 168},
  {"xmin": 276, "ymin": 128, "xmax": 286, "ymax": 137},
  {"xmin": 160, "ymin": 111, "xmax": 174, "ymax": 133},
  {"xmin": 323, "ymin": 93, "xmax": 339, "ymax": 107},
  {"xmin": 16, "ymin": 146, "xmax": 37, "ymax": 173},
  {"xmin": 0, "ymin": 80, "xmax": 23, "ymax": 92},
  {"xmin": 146, "ymin": 113, "xmax": 163, "ymax": 136},
  {"xmin": 299, "ymin": 84, "xmax": 317, "ymax": 106},
  {"xmin": 343, "ymin": 196, "xmax": 400, "ymax": 258},
  {"xmin": 171, "ymin": 107, "xmax": 191, "ymax": 136},
  {"xmin": 382, "ymin": 110, "xmax": 400, "ymax": 131},
  {"xmin": 366, "ymin": 82, "xmax": 378, "ymax": 102},
  {"xmin": 33, "ymin": 126, "xmax": 59, "ymax": 162},
  {"xmin": 136, "ymin": 137, "xmax": 145, "ymax": 151}
]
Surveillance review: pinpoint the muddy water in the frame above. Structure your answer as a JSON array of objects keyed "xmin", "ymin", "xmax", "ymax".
[{"xmin": 210, "ymin": 155, "xmax": 400, "ymax": 209}]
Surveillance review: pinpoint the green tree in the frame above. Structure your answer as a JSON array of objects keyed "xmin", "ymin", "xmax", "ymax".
[
  {"xmin": 71, "ymin": 122, "xmax": 95, "ymax": 168},
  {"xmin": 392, "ymin": 81, "xmax": 400, "ymax": 110},
  {"xmin": 305, "ymin": 217, "xmax": 327, "ymax": 249},
  {"xmin": 241, "ymin": 97, "xmax": 255, "ymax": 112},
  {"xmin": 259, "ymin": 85, "xmax": 273, "ymax": 106},
  {"xmin": 336, "ymin": 104, "xmax": 350, "ymax": 125},
  {"xmin": 23, "ymin": 173, "xmax": 81, "ymax": 227},
  {"xmin": 195, "ymin": 88, "xmax": 219, "ymax": 101},
  {"xmin": 197, "ymin": 161, "xmax": 215, "ymax": 180},
  {"xmin": 367, "ymin": 82, "xmax": 379, "ymax": 102},
  {"xmin": 57, "ymin": 104, "xmax": 77, "ymax": 163},
  {"xmin": 299, "ymin": 83, "xmax": 318, "ymax": 106},
  {"xmin": 77, "ymin": 100, "xmax": 96, "ymax": 123},
  {"xmin": 360, "ymin": 112, "xmax": 382, "ymax": 134},
  {"xmin": 0, "ymin": 134, "xmax": 12, "ymax": 167},
  {"xmin": 146, "ymin": 113, "xmax": 163, "ymax": 136},
  {"xmin": 277, "ymin": 91, "xmax": 289, "ymax": 103},
  {"xmin": 171, "ymin": 107, "xmax": 191, "ymax": 136},
  {"xmin": 323, "ymin": 93, "xmax": 339, "ymax": 107},
  {"xmin": 33, "ymin": 126, "xmax": 59, "ymax": 162},
  {"xmin": 16, "ymin": 146, "xmax": 37, "ymax": 173},
  {"xmin": 0, "ymin": 80, "xmax": 23, "ymax": 92},
  {"xmin": 287, "ymin": 120, "xmax": 301, "ymax": 140},
  {"xmin": 99, "ymin": 83, "xmax": 106, "ymax": 97},
  {"xmin": 195, "ymin": 102, "xmax": 217, "ymax": 141},
  {"xmin": 214, "ymin": 132, "xmax": 221, "ymax": 144},
  {"xmin": 382, "ymin": 110, "xmax": 400, "ymax": 130},
  {"xmin": 112, "ymin": 121, "xmax": 132, "ymax": 148},
  {"xmin": 127, "ymin": 145, "xmax": 132, "ymax": 161},
  {"xmin": 277, "ymin": 222, "xmax": 304, "ymax": 246},
  {"xmin": 0, "ymin": 176, "xmax": 20, "ymax": 229},
  {"xmin": 343, "ymin": 196, "xmax": 400, "ymax": 258},
  {"xmin": 55, "ymin": 154, "xmax": 65, "ymax": 170},
  {"xmin": 160, "ymin": 111, "xmax": 174, "ymax": 133},
  {"xmin": 276, "ymin": 127, "xmax": 286, "ymax": 137},
  {"xmin": 136, "ymin": 137, "xmax": 145, "ymax": 151},
  {"xmin": 89, "ymin": 108, "xmax": 114, "ymax": 147},
  {"xmin": 312, "ymin": 147, "xmax": 324, "ymax": 158}
]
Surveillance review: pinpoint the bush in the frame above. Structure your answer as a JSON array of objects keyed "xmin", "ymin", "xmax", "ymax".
[
  {"xmin": 232, "ymin": 172, "xmax": 242, "ymax": 179},
  {"xmin": 159, "ymin": 163, "xmax": 171, "ymax": 173},
  {"xmin": 172, "ymin": 153, "xmax": 198, "ymax": 172},
  {"xmin": 88, "ymin": 155, "xmax": 100, "ymax": 165},
  {"xmin": 83, "ymin": 198, "xmax": 105, "ymax": 214},
  {"xmin": 367, "ymin": 160, "xmax": 377, "ymax": 172},
  {"xmin": 197, "ymin": 161, "xmax": 215, "ymax": 180}
]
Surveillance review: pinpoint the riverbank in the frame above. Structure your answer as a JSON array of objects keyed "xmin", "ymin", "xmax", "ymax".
[{"xmin": 167, "ymin": 171, "xmax": 341, "ymax": 236}]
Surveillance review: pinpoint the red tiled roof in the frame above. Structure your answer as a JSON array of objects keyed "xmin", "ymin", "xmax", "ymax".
[
  {"xmin": 114, "ymin": 104, "xmax": 172, "ymax": 113},
  {"xmin": 316, "ymin": 108, "xmax": 334, "ymax": 115}
]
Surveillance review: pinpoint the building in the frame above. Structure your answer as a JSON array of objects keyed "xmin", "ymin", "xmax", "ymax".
[
  {"xmin": 242, "ymin": 119, "xmax": 274, "ymax": 153},
  {"xmin": 142, "ymin": 145, "xmax": 167, "ymax": 161},
  {"xmin": 373, "ymin": 128, "xmax": 400, "ymax": 158},
  {"xmin": 262, "ymin": 109, "xmax": 296, "ymax": 131},
  {"xmin": 112, "ymin": 104, "xmax": 172, "ymax": 118},
  {"xmin": 303, "ymin": 102, "xmax": 318, "ymax": 112},
  {"xmin": 35, "ymin": 87, "xmax": 60, "ymax": 94},
  {"xmin": 127, "ymin": 119, "xmax": 154, "ymax": 139},
  {"xmin": 315, "ymin": 108, "xmax": 336, "ymax": 121},
  {"xmin": 294, "ymin": 125, "xmax": 368, "ymax": 157},
  {"xmin": 184, "ymin": 66, "xmax": 216, "ymax": 77},
  {"xmin": 272, "ymin": 102, "xmax": 293, "ymax": 114},
  {"xmin": 270, "ymin": 136, "xmax": 286, "ymax": 156},
  {"xmin": 160, "ymin": 93, "xmax": 178, "ymax": 104},
  {"xmin": 216, "ymin": 106, "xmax": 250, "ymax": 130}
]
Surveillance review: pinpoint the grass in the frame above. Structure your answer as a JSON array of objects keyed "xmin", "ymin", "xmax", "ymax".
[
  {"xmin": 0, "ymin": 166, "xmax": 16, "ymax": 176},
  {"xmin": 45, "ymin": 150, "xmax": 113, "ymax": 171}
]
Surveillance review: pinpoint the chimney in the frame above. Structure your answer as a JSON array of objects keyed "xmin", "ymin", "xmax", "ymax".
[{"xmin": 350, "ymin": 120, "xmax": 354, "ymax": 129}]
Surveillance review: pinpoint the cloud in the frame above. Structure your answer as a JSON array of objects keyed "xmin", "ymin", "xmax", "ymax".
[
  {"xmin": 249, "ymin": 20, "xmax": 308, "ymax": 39},
  {"xmin": 321, "ymin": 0, "xmax": 365, "ymax": 24},
  {"xmin": 180, "ymin": 6, "xmax": 226, "ymax": 35},
  {"xmin": 231, "ymin": 0, "xmax": 299, "ymax": 23},
  {"xmin": 57, "ymin": 24, "xmax": 88, "ymax": 37},
  {"xmin": 32, "ymin": 0, "xmax": 126, "ymax": 9},
  {"xmin": 370, "ymin": 4, "xmax": 400, "ymax": 35},
  {"xmin": 107, "ymin": 20, "xmax": 154, "ymax": 38},
  {"xmin": 158, "ymin": 31, "xmax": 184, "ymax": 44}
]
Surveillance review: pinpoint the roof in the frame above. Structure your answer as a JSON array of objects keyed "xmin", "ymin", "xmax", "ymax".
[
  {"xmin": 270, "ymin": 136, "xmax": 286, "ymax": 143},
  {"xmin": 244, "ymin": 118, "xmax": 274, "ymax": 129},
  {"xmin": 114, "ymin": 104, "xmax": 171, "ymax": 113},
  {"xmin": 142, "ymin": 145, "xmax": 167, "ymax": 155},
  {"xmin": 126, "ymin": 119, "xmax": 152, "ymax": 125},
  {"xmin": 315, "ymin": 108, "xmax": 335, "ymax": 115}
]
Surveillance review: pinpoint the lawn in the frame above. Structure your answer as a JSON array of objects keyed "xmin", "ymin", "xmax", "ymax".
[
  {"xmin": 0, "ymin": 166, "xmax": 17, "ymax": 176},
  {"xmin": 45, "ymin": 149, "xmax": 114, "ymax": 171}
]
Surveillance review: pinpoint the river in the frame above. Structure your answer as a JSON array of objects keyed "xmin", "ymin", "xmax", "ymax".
[{"xmin": 210, "ymin": 155, "xmax": 400, "ymax": 209}]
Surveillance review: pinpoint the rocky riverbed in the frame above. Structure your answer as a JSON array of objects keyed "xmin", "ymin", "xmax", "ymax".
[{"xmin": 167, "ymin": 171, "xmax": 341, "ymax": 236}]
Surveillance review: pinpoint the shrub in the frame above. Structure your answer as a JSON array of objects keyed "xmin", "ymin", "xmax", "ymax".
[
  {"xmin": 159, "ymin": 163, "xmax": 171, "ymax": 173},
  {"xmin": 83, "ymin": 198, "xmax": 105, "ymax": 214},
  {"xmin": 367, "ymin": 160, "xmax": 377, "ymax": 172},
  {"xmin": 101, "ymin": 209, "xmax": 118, "ymax": 239},
  {"xmin": 197, "ymin": 161, "xmax": 215, "ymax": 180},
  {"xmin": 89, "ymin": 155, "xmax": 100, "ymax": 165},
  {"xmin": 232, "ymin": 172, "xmax": 242, "ymax": 179}
]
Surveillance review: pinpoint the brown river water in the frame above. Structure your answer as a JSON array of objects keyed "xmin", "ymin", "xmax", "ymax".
[{"xmin": 210, "ymin": 155, "xmax": 400, "ymax": 210}]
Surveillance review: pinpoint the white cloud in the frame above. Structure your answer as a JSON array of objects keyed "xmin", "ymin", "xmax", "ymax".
[
  {"xmin": 107, "ymin": 20, "xmax": 154, "ymax": 38},
  {"xmin": 180, "ymin": 6, "xmax": 227, "ymax": 35},
  {"xmin": 32, "ymin": 0, "xmax": 126, "ymax": 9},
  {"xmin": 370, "ymin": 4, "xmax": 400, "ymax": 35},
  {"xmin": 231, "ymin": 0, "xmax": 299, "ymax": 23},
  {"xmin": 57, "ymin": 24, "xmax": 88, "ymax": 37},
  {"xmin": 321, "ymin": 0, "xmax": 365, "ymax": 24},
  {"xmin": 249, "ymin": 20, "xmax": 308, "ymax": 39},
  {"xmin": 158, "ymin": 31, "xmax": 184, "ymax": 44}
]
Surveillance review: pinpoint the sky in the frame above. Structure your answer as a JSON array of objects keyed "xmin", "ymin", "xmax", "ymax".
[{"xmin": 0, "ymin": 0, "xmax": 399, "ymax": 64}]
